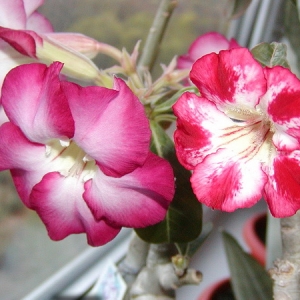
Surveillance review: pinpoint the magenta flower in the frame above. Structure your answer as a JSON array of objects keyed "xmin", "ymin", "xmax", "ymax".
[
  {"xmin": 0, "ymin": 62, "xmax": 175, "ymax": 246},
  {"xmin": 177, "ymin": 32, "xmax": 239, "ymax": 70},
  {"xmin": 173, "ymin": 47, "xmax": 300, "ymax": 218}
]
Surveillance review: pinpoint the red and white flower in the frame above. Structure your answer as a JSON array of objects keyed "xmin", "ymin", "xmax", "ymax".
[
  {"xmin": 0, "ymin": 62, "xmax": 175, "ymax": 246},
  {"xmin": 173, "ymin": 47, "xmax": 300, "ymax": 218}
]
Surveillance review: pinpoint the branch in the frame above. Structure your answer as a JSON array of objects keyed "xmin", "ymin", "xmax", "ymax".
[
  {"xmin": 138, "ymin": 0, "xmax": 177, "ymax": 72},
  {"xmin": 270, "ymin": 210, "xmax": 300, "ymax": 300},
  {"xmin": 130, "ymin": 243, "xmax": 202, "ymax": 299}
]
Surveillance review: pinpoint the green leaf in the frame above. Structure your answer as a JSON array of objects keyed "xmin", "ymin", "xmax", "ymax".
[
  {"xmin": 251, "ymin": 42, "xmax": 290, "ymax": 68},
  {"xmin": 222, "ymin": 231, "xmax": 273, "ymax": 300},
  {"xmin": 152, "ymin": 87, "xmax": 197, "ymax": 116},
  {"xmin": 225, "ymin": 0, "xmax": 253, "ymax": 19},
  {"xmin": 176, "ymin": 222, "xmax": 213, "ymax": 257},
  {"xmin": 135, "ymin": 121, "xmax": 202, "ymax": 243}
]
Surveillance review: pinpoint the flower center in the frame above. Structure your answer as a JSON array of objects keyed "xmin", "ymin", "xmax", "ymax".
[
  {"xmin": 221, "ymin": 105, "xmax": 275, "ymax": 164},
  {"xmin": 45, "ymin": 139, "xmax": 96, "ymax": 181}
]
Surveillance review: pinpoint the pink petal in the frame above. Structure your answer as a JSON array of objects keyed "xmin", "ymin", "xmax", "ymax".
[
  {"xmin": 191, "ymin": 149, "xmax": 267, "ymax": 211},
  {"xmin": 0, "ymin": 0, "xmax": 26, "ymax": 29},
  {"xmin": 30, "ymin": 172, "xmax": 121, "ymax": 246},
  {"xmin": 63, "ymin": 78, "xmax": 151, "ymax": 177},
  {"xmin": 0, "ymin": 122, "xmax": 49, "ymax": 206},
  {"xmin": 262, "ymin": 66, "xmax": 300, "ymax": 151},
  {"xmin": 264, "ymin": 152, "xmax": 300, "ymax": 217},
  {"xmin": 173, "ymin": 91, "xmax": 233, "ymax": 170},
  {"xmin": 177, "ymin": 32, "xmax": 235, "ymax": 70},
  {"xmin": 1, "ymin": 62, "xmax": 74, "ymax": 143},
  {"xmin": 0, "ymin": 27, "xmax": 41, "ymax": 57},
  {"xmin": 177, "ymin": 54, "xmax": 194, "ymax": 70},
  {"xmin": 0, "ymin": 122, "xmax": 45, "ymax": 171},
  {"xmin": 26, "ymin": 12, "xmax": 53, "ymax": 33},
  {"xmin": 83, "ymin": 152, "xmax": 174, "ymax": 228},
  {"xmin": 0, "ymin": 45, "xmax": 33, "ymax": 93},
  {"xmin": 189, "ymin": 32, "xmax": 232, "ymax": 61},
  {"xmin": 23, "ymin": 0, "xmax": 44, "ymax": 17},
  {"xmin": 190, "ymin": 48, "xmax": 266, "ymax": 110}
]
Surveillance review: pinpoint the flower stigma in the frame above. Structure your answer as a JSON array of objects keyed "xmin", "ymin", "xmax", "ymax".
[{"xmin": 45, "ymin": 139, "xmax": 96, "ymax": 181}]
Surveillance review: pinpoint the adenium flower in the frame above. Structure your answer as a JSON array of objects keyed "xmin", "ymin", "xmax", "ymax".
[
  {"xmin": 173, "ymin": 47, "xmax": 300, "ymax": 218},
  {"xmin": 0, "ymin": 62, "xmax": 175, "ymax": 246},
  {"xmin": 177, "ymin": 32, "xmax": 239, "ymax": 70}
]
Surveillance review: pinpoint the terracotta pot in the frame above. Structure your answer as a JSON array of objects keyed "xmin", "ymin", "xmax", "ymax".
[
  {"xmin": 242, "ymin": 213, "xmax": 266, "ymax": 266},
  {"xmin": 197, "ymin": 278, "xmax": 235, "ymax": 300}
]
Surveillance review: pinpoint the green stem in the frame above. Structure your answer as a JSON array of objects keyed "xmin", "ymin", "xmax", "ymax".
[{"xmin": 138, "ymin": 0, "xmax": 177, "ymax": 72}]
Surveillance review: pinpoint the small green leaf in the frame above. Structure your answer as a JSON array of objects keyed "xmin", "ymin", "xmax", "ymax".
[
  {"xmin": 135, "ymin": 121, "xmax": 202, "ymax": 243},
  {"xmin": 225, "ymin": 0, "xmax": 253, "ymax": 19},
  {"xmin": 222, "ymin": 231, "xmax": 273, "ymax": 300},
  {"xmin": 152, "ymin": 87, "xmax": 197, "ymax": 116},
  {"xmin": 251, "ymin": 42, "xmax": 290, "ymax": 68}
]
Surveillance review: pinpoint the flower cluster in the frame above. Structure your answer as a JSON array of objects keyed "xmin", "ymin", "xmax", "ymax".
[{"xmin": 174, "ymin": 47, "xmax": 300, "ymax": 218}]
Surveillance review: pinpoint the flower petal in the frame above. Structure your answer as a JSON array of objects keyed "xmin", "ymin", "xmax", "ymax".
[
  {"xmin": 0, "ymin": 122, "xmax": 49, "ymax": 206},
  {"xmin": 262, "ymin": 66, "xmax": 300, "ymax": 151},
  {"xmin": 83, "ymin": 152, "xmax": 174, "ymax": 228},
  {"xmin": 30, "ymin": 172, "xmax": 121, "ymax": 246},
  {"xmin": 190, "ymin": 149, "xmax": 267, "ymax": 211},
  {"xmin": 0, "ymin": 0, "xmax": 26, "ymax": 29},
  {"xmin": 188, "ymin": 32, "xmax": 232, "ymax": 61},
  {"xmin": 0, "ymin": 45, "xmax": 33, "ymax": 95},
  {"xmin": 26, "ymin": 12, "xmax": 53, "ymax": 33},
  {"xmin": 264, "ymin": 152, "xmax": 300, "ymax": 217},
  {"xmin": 1, "ymin": 62, "xmax": 74, "ymax": 143},
  {"xmin": 177, "ymin": 32, "xmax": 239, "ymax": 70},
  {"xmin": 190, "ymin": 48, "xmax": 266, "ymax": 110},
  {"xmin": 173, "ymin": 91, "xmax": 234, "ymax": 170},
  {"xmin": 63, "ymin": 77, "xmax": 151, "ymax": 177},
  {"xmin": 0, "ymin": 27, "xmax": 41, "ymax": 57},
  {"xmin": 23, "ymin": 0, "xmax": 44, "ymax": 17}
]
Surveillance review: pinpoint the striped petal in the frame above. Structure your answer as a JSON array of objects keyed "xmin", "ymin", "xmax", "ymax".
[
  {"xmin": 190, "ymin": 48, "xmax": 266, "ymax": 110},
  {"xmin": 191, "ymin": 149, "xmax": 267, "ymax": 211},
  {"xmin": 264, "ymin": 152, "xmax": 300, "ymax": 217},
  {"xmin": 263, "ymin": 66, "xmax": 300, "ymax": 151},
  {"xmin": 173, "ymin": 91, "xmax": 233, "ymax": 170}
]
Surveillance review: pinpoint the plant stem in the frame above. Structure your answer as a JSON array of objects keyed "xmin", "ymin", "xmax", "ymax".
[
  {"xmin": 138, "ymin": 0, "xmax": 177, "ymax": 72},
  {"xmin": 270, "ymin": 211, "xmax": 300, "ymax": 300}
]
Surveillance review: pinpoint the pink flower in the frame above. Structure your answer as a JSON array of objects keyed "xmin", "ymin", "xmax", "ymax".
[
  {"xmin": 177, "ymin": 32, "xmax": 239, "ymax": 70},
  {"xmin": 0, "ymin": 62, "xmax": 175, "ymax": 246},
  {"xmin": 173, "ymin": 47, "xmax": 300, "ymax": 218}
]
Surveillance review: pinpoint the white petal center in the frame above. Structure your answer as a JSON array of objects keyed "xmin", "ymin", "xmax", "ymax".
[{"xmin": 45, "ymin": 139, "xmax": 96, "ymax": 182}]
